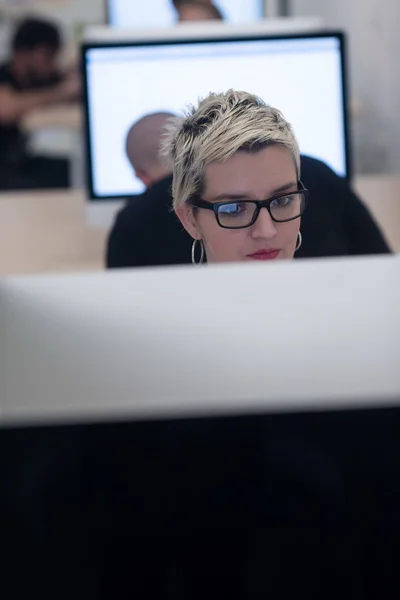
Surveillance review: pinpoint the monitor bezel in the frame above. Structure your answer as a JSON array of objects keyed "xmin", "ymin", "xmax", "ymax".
[{"xmin": 82, "ymin": 30, "xmax": 352, "ymax": 202}]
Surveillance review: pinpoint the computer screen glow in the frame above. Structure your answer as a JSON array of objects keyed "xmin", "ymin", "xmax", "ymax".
[
  {"xmin": 84, "ymin": 35, "xmax": 347, "ymax": 199},
  {"xmin": 108, "ymin": 0, "xmax": 264, "ymax": 28}
]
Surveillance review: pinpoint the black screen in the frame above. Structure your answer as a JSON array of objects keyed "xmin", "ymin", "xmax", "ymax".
[{"xmin": 1, "ymin": 404, "xmax": 399, "ymax": 599}]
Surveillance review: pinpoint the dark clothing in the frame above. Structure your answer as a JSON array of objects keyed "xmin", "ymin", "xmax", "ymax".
[
  {"xmin": 107, "ymin": 175, "xmax": 192, "ymax": 268},
  {"xmin": 106, "ymin": 156, "xmax": 391, "ymax": 269},
  {"xmin": 296, "ymin": 157, "xmax": 391, "ymax": 258},
  {"xmin": 0, "ymin": 62, "xmax": 61, "ymax": 166},
  {"xmin": 0, "ymin": 155, "xmax": 70, "ymax": 190},
  {"xmin": 0, "ymin": 63, "xmax": 29, "ymax": 167},
  {"xmin": 0, "ymin": 62, "xmax": 69, "ymax": 189}
]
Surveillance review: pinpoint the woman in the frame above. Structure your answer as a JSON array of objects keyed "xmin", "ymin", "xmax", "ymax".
[{"xmin": 162, "ymin": 89, "xmax": 308, "ymax": 264}]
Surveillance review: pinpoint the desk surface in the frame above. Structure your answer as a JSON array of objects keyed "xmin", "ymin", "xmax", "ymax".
[
  {"xmin": 354, "ymin": 175, "xmax": 400, "ymax": 254},
  {"xmin": 0, "ymin": 174, "xmax": 398, "ymax": 277},
  {"xmin": 0, "ymin": 190, "xmax": 105, "ymax": 277},
  {"xmin": 21, "ymin": 103, "xmax": 83, "ymax": 132}
]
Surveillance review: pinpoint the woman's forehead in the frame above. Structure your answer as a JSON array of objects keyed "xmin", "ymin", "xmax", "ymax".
[{"xmin": 202, "ymin": 146, "xmax": 297, "ymax": 201}]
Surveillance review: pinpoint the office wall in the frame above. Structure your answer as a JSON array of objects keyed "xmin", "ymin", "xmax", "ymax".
[
  {"xmin": 0, "ymin": 0, "xmax": 106, "ymax": 27},
  {"xmin": 35, "ymin": 0, "xmax": 105, "ymax": 26},
  {"xmin": 292, "ymin": 0, "xmax": 400, "ymax": 174}
]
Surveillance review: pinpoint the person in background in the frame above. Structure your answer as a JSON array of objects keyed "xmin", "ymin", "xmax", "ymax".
[
  {"xmin": 173, "ymin": 0, "xmax": 224, "ymax": 22},
  {"xmin": 0, "ymin": 17, "xmax": 81, "ymax": 190},
  {"xmin": 107, "ymin": 92, "xmax": 390, "ymax": 269},
  {"xmin": 107, "ymin": 112, "xmax": 191, "ymax": 268},
  {"xmin": 125, "ymin": 112, "xmax": 174, "ymax": 188}
]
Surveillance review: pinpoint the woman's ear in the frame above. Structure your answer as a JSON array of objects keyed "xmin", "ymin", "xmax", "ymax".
[{"xmin": 175, "ymin": 204, "xmax": 201, "ymax": 240}]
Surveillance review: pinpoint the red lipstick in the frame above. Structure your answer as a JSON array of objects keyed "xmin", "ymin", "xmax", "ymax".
[{"xmin": 247, "ymin": 249, "xmax": 280, "ymax": 260}]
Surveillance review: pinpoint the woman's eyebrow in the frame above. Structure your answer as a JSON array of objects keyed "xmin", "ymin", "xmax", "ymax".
[{"xmin": 270, "ymin": 181, "xmax": 298, "ymax": 195}]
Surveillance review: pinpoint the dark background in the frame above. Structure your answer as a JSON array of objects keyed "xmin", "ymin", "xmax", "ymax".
[{"xmin": 1, "ymin": 403, "xmax": 399, "ymax": 599}]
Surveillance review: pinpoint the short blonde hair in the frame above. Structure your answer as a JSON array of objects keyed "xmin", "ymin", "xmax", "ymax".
[{"xmin": 162, "ymin": 89, "xmax": 301, "ymax": 209}]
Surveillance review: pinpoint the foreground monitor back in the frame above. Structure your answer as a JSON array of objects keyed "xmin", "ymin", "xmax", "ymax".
[
  {"xmin": 107, "ymin": 0, "xmax": 264, "ymax": 28},
  {"xmin": 1, "ymin": 257, "xmax": 399, "ymax": 596},
  {"xmin": 83, "ymin": 31, "xmax": 350, "ymax": 200},
  {"xmin": 1, "ymin": 255, "xmax": 398, "ymax": 422}
]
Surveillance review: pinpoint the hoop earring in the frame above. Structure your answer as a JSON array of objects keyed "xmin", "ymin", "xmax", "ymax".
[
  {"xmin": 191, "ymin": 239, "xmax": 205, "ymax": 265},
  {"xmin": 295, "ymin": 231, "xmax": 302, "ymax": 252}
]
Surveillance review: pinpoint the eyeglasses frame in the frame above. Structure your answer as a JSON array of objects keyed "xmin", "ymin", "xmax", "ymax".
[{"xmin": 188, "ymin": 181, "xmax": 309, "ymax": 229}]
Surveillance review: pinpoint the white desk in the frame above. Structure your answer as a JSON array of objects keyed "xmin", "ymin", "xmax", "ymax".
[
  {"xmin": 354, "ymin": 175, "xmax": 400, "ymax": 253},
  {"xmin": 0, "ymin": 190, "xmax": 106, "ymax": 277},
  {"xmin": 21, "ymin": 104, "xmax": 83, "ymax": 131},
  {"xmin": 0, "ymin": 175, "xmax": 398, "ymax": 277}
]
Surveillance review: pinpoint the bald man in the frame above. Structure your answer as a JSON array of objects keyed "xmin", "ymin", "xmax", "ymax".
[
  {"xmin": 106, "ymin": 112, "xmax": 193, "ymax": 268},
  {"xmin": 125, "ymin": 112, "xmax": 173, "ymax": 187}
]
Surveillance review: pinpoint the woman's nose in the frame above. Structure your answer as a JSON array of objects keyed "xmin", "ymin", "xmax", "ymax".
[{"xmin": 251, "ymin": 207, "xmax": 278, "ymax": 239}]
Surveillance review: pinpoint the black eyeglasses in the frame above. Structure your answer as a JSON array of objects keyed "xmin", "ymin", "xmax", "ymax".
[{"xmin": 188, "ymin": 182, "xmax": 308, "ymax": 230}]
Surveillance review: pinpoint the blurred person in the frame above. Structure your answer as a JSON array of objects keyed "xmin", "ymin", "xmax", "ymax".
[
  {"xmin": 107, "ymin": 94, "xmax": 389, "ymax": 269},
  {"xmin": 107, "ymin": 111, "xmax": 192, "ymax": 268},
  {"xmin": 125, "ymin": 112, "xmax": 174, "ymax": 187},
  {"xmin": 173, "ymin": 0, "xmax": 224, "ymax": 22},
  {"xmin": 0, "ymin": 17, "xmax": 81, "ymax": 190}
]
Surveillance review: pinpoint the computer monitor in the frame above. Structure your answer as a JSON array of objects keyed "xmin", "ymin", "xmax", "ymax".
[
  {"xmin": 1, "ymin": 256, "xmax": 400, "ymax": 598},
  {"xmin": 1, "ymin": 255, "xmax": 398, "ymax": 422},
  {"xmin": 82, "ymin": 28, "xmax": 350, "ymax": 205},
  {"xmin": 107, "ymin": 0, "xmax": 264, "ymax": 28}
]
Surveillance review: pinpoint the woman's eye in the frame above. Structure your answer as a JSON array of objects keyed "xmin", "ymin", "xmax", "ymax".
[
  {"xmin": 219, "ymin": 202, "xmax": 244, "ymax": 215},
  {"xmin": 271, "ymin": 196, "xmax": 293, "ymax": 208}
]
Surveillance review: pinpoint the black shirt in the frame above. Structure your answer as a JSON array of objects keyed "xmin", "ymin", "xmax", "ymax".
[
  {"xmin": 0, "ymin": 62, "xmax": 62, "ymax": 166},
  {"xmin": 106, "ymin": 156, "xmax": 391, "ymax": 269},
  {"xmin": 107, "ymin": 175, "xmax": 192, "ymax": 268}
]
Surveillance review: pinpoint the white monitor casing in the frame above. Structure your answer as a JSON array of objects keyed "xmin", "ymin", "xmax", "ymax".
[
  {"xmin": 84, "ymin": 18, "xmax": 325, "ymax": 44},
  {"xmin": 1, "ymin": 255, "xmax": 399, "ymax": 427}
]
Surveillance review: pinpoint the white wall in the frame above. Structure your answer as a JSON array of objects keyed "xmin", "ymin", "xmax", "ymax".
[
  {"xmin": 32, "ymin": 0, "xmax": 105, "ymax": 27},
  {"xmin": 292, "ymin": 0, "xmax": 400, "ymax": 174},
  {"xmin": 0, "ymin": 0, "xmax": 105, "ymax": 26}
]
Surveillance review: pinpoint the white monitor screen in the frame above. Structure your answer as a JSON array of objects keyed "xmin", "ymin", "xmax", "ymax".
[
  {"xmin": 83, "ymin": 33, "xmax": 349, "ymax": 199},
  {"xmin": 108, "ymin": 0, "xmax": 264, "ymax": 28}
]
